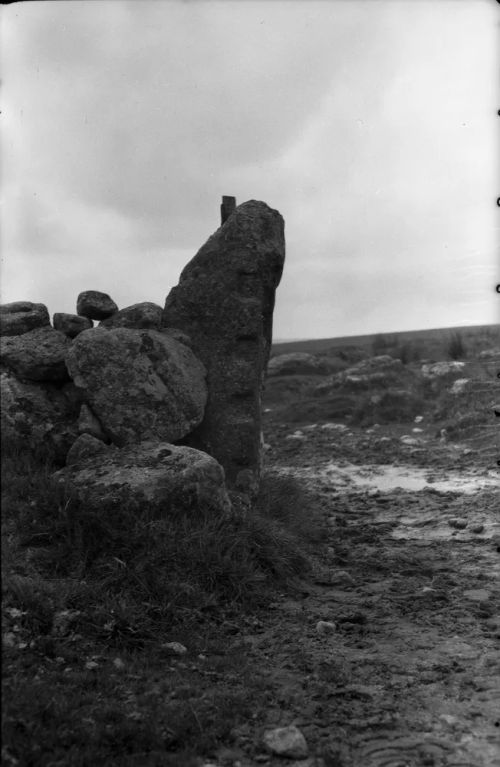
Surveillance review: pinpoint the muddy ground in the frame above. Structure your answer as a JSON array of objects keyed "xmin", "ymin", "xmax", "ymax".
[
  {"xmin": 3, "ymin": 351, "xmax": 499, "ymax": 766},
  {"xmin": 229, "ymin": 413, "xmax": 500, "ymax": 767}
]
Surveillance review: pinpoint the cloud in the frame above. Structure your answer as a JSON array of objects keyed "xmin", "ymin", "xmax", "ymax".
[
  {"xmin": 2, "ymin": 0, "xmax": 497, "ymax": 336},
  {"xmin": 4, "ymin": 1, "xmax": 342, "ymax": 236}
]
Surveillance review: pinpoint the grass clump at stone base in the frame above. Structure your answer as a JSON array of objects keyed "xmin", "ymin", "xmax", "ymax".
[
  {"xmin": 2, "ymin": 440, "xmax": 319, "ymax": 617},
  {"xmin": 2, "ymin": 439, "xmax": 321, "ymax": 766}
]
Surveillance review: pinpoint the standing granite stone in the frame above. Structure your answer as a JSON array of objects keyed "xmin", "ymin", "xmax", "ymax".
[
  {"xmin": 161, "ymin": 199, "xmax": 285, "ymax": 495},
  {"xmin": 77, "ymin": 291, "xmax": 118, "ymax": 320},
  {"xmin": 0, "ymin": 302, "xmax": 51, "ymax": 337}
]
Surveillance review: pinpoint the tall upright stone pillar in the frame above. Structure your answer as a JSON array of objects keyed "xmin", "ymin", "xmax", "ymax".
[{"xmin": 161, "ymin": 199, "xmax": 285, "ymax": 496}]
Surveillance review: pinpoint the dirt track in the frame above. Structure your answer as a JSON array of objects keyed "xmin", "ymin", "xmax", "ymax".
[{"xmin": 233, "ymin": 418, "xmax": 500, "ymax": 767}]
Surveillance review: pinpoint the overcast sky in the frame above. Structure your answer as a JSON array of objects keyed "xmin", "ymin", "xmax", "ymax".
[{"xmin": 1, "ymin": 0, "xmax": 498, "ymax": 340}]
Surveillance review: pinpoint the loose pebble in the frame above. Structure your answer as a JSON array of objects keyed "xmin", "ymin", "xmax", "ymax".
[
  {"xmin": 263, "ymin": 725, "xmax": 309, "ymax": 759},
  {"xmin": 448, "ymin": 518, "xmax": 468, "ymax": 530},
  {"xmin": 161, "ymin": 642, "xmax": 188, "ymax": 655},
  {"xmin": 439, "ymin": 714, "xmax": 459, "ymax": 727},
  {"xmin": 316, "ymin": 620, "xmax": 337, "ymax": 635},
  {"xmin": 400, "ymin": 435, "xmax": 419, "ymax": 445},
  {"xmin": 331, "ymin": 570, "xmax": 355, "ymax": 584},
  {"xmin": 470, "ymin": 524, "xmax": 484, "ymax": 534}
]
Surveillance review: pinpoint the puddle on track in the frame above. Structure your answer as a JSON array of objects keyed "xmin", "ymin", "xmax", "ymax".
[
  {"xmin": 278, "ymin": 461, "xmax": 499, "ymax": 542},
  {"xmin": 284, "ymin": 461, "xmax": 498, "ymax": 495}
]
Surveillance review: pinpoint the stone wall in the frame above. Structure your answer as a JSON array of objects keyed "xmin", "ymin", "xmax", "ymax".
[{"xmin": 0, "ymin": 198, "xmax": 285, "ymax": 510}]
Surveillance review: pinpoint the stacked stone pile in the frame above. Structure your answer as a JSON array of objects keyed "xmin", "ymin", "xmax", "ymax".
[{"xmin": 1, "ymin": 198, "xmax": 285, "ymax": 515}]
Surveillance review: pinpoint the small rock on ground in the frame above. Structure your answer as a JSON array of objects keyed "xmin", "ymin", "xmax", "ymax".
[
  {"xmin": 448, "ymin": 518, "xmax": 468, "ymax": 529},
  {"xmin": 316, "ymin": 621, "xmax": 337, "ymax": 635},
  {"xmin": 470, "ymin": 523, "xmax": 484, "ymax": 534},
  {"xmin": 263, "ymin": 725, "xmax": 309, "ymax": 759}
]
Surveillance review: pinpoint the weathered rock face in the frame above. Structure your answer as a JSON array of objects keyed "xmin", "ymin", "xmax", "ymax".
[
  {"xmin": 65, "ymin": 327, "xmax": 207, "ymax": 447},
  {"xmin": 99, "ymin": 302, "xmax": 162, "ymax": 330},
  {"xmin": 316, "ymin": 355, "xmax": 407, "ymax": 394},
  {"xmin": 66, "ymin": 433, "xmax": 113, "ymax": 466},
  {"xmin": 77, "ymin": 291, "xmax": 118, "ymax": 320},
  {"xmin": 0, "ymin": 326, "xmax": 72, "ymax": 382},
  {"xmin": 479, "ymin": 347, "xmax": 500, "ymax": 360},
  {"xmin": 162, "ymin": 199, "xmax": 285, "ymax": 494},
  {"xmin": 421, "ymin": 361, "xmax": 466, "ymax": 379},
  {"xmin": 0, "ymin": 302, "xmax": 51, "ymax": 337},
  {"xmin": 450, "ymin": 378, "xmax": 470, "ymax": 395},
  {"xmin": 161, "ymin": 328, "xmax": 194, "ymax": 349},
  {"xmin": 53, "ymin": 313, "xmax": 93, "ymax": 338},
  {"xmin": 55, "ymin": 441, "xmax": 232, "ymax": 518},
  {"xmin": 0, "ymin": 370, "xmax": 81, "ymax": 461},
  {"xmin": 267, "ymin": 352, "xmax": 334, "ymax": 377}
]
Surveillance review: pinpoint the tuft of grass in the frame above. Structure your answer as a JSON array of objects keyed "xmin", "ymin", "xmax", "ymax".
[
  {"xmin": 371, "ymin": 333, "xmax": 392, "ymax": 357},
  {"xmin": 447, "ymin": 331, "xmax": 467, "ymax": 360},
  {"xmin": 255, "ymin": 472, "xmax": 322, "ymax": 543},
  {"xmin": 273, "ymin": 393, "xmax": 358, "ymax": 425},
  {"xmin": 4, "ymin": 473, "xmax": 317, "ymax": 612},
  {"xmin": 370, "ymin": 334, "xmax": 422, "ymax": 365},
  {"xmin": 392, "ymin": 340, "xmax": 422, "ymax": 365},
  {"xmin": 2, "ymin": 442, "xmax": 320, "ymax": 764}
]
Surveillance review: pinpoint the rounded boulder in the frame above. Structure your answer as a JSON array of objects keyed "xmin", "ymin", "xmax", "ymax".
[
  {"xmin": 55, "ymin": 440, "xmax": 232, "ymax": 518},
  {"xmin": 77, "ymin": 291, "xmax": 118, "ymax": 320},
  {"xmin": 65, "ymin": 327, "xmax": 207, "ymax": 446},
  {"xmin": 99, "ymin": 302, "xmax": 163, "ymax": 330},
  {"xmin": 0, "ymin": 302, "xmax": 50, "ymax": 337}
]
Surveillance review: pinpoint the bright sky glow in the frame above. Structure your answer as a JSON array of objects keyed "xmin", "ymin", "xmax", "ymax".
[{"xmin": 1, "ymin": 0, "xmax": 498, "ymax": 339}]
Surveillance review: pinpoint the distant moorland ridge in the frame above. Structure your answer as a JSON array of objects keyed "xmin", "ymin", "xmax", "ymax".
[{"xmin": 272, "ymin": 323, "xmax": 499, "ymax": 357}]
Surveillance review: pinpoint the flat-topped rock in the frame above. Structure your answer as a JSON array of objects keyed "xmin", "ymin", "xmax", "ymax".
[
  {"xmin": 77, "ymin": 291, "xmax": 118, "ymax": 320},
  {"xmin": 55, "ymin": 440, "xmax": 232, "ymax": 518},
  {"xmin": 0, "ymin": 302, "xmax": 50, "ymax": 336}
]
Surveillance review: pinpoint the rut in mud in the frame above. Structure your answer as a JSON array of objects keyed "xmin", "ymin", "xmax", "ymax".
[{"xmin": 238, "ymin": 418, "xmax": 500, "ymax": 767}]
